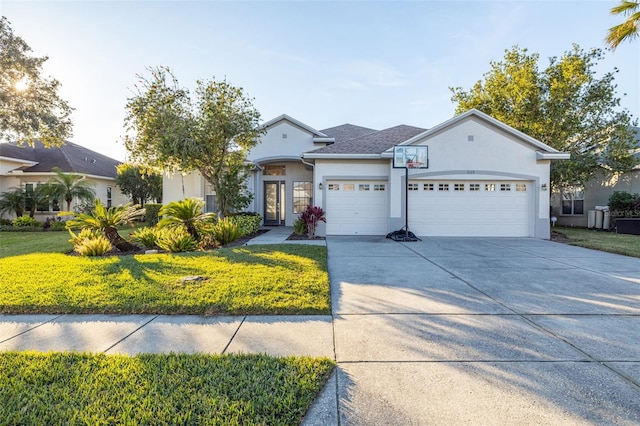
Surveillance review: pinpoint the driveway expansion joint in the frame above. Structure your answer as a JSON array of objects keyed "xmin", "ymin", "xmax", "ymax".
[
  {"xmin": 103, "ymin": 315, "xmax": 158, "ymax": 353},
  {"xmin": 221, "ymin": 315, "xmax": 247, "ymax": 354},
  {"xmin": 0, "ymin": 314, "xmax": 64, "ymax": 344}
]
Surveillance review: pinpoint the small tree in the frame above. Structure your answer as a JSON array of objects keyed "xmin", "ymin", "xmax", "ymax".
[
  {"xmin": 0, "ymin": 187, "xmax": 25, "ymax": 217},
  {"xmin": 116, "ymin": 163, "xmax": 162, "ymax": 206},
  {"xmin": 0, "ymin": 17, "xmax": 73, "ymax": 147},
  {"xmin": 46, "ymin": 167, "xmax": 95, "ymax": 211},
  {"xmin": 124, "ymin": 67, "xmax": 264, "ymax": 217},
  {"xmin": 300, "ymin": 206, "xmax": 326, "ymax": 239},
  {"xmin": 65, "ymin": 200, "xmax": 144, "ymax": 252}
]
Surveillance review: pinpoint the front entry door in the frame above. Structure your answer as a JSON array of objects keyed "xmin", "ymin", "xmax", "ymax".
[{"xmin": 264, "ymin": 181, "xmax": 286, "ymax": 226}]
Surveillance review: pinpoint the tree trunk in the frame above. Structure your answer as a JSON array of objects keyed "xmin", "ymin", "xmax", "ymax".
[{"xmin": 104, "ymin": 226, "xmax": 138, "ymax": 252}]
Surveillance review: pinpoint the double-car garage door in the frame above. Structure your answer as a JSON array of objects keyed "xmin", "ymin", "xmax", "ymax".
[{"xmin": 325, "ymin": 180, "xmax": 531, "ymax": 237}]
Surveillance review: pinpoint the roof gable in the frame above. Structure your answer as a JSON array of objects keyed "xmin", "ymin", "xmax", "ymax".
[
  {"xmin": 261, "ymin": 114, "xmax": 329, "ymax": 138},
  {"xmin": 396, "ymin": 109, "xmax": 563, "ymax": 154}
]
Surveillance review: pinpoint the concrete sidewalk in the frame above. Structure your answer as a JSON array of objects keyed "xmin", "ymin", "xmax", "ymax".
[
  {"xmin": 0, "ymin": 314, "xmax": 333, "ymax": 357},
  {"xmin": 245, "ymin": 226, "xmax": 326, "ymax": 245}
]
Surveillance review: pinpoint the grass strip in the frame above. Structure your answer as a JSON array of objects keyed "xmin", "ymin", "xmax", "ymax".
[
  {"xmin": 554, "ymin": 226, "xmax": 640, "ymax": 258},
  {"xmin": 0, "ymin": 245, "xmax": 329, "ymax": 315},
  {"xmin": 0, "ymin": 351, "xmax": 334, "ymax": 425}
]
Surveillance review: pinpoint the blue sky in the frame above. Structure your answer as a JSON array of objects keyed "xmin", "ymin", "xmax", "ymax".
[{"xmin": 2, "ymin": 0, "xmax": 638, "ymax": 162}]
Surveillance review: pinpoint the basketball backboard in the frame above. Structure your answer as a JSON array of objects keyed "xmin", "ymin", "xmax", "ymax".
[{"xmin": 393, "ymin": 145, "xmax": 428, "ymax": 169}]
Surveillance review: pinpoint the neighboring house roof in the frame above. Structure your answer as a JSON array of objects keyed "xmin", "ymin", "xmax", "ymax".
[
  {"xmin": 306, "ymin": 125, "xmax": 427, "ymax": 157},
  {"xmin": 319, "ymin": 124, "xmax": 377, "ymax": 143},
  {"xmin": 0, "ymin": 140, "xmax": 121, "ymax": 178}
]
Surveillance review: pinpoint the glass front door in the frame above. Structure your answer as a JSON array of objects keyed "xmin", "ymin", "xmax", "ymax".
[{"xmin": 264, "ymin": 181, "xmax": 285, "ymax": 225}]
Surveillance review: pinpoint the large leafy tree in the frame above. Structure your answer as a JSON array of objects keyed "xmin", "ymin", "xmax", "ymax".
[
  {"xmin": 450, "ymin": 45, "xmax": 638, "ymax": 191},
  {"xmin": 124, "ymin": 67, "xmax": 263, "ymax": 216},
  {"xmin": 0, "ymin": 17, "xmax": 73, "ymax": 147},
  {"xmin": 606, "ymin": 0, "xmax": 640, "ymax": 49},
  {"xmin": 115, "ymin": 163, "xmax": 162, "ymax": 206},
  {"xmin": 46, "ymin": 167, "xmax": 96, "ymax": 211}
]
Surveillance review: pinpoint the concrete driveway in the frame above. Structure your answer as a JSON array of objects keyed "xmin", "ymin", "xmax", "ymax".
[{"xmin": 309, "ymin": 236, "xmax": 640, "ymax": 425}]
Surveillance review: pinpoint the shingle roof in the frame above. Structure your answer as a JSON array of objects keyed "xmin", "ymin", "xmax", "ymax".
[
  {"xmin": 319, "ymin": 124, "xmax": 377, "ymax": 143},
  {"xmin": 0, "ymin": 141, "xmax": 121, "ymax": 178},
  {"xmin": 310, "ymin": 125, "xmax": 427, "ymax": 155}
]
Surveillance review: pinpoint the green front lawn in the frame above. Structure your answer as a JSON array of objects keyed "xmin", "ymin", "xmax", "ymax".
[
  {"xmin": 0, "ymin": 244, "xmax": 329, "ymax": 314},
  {"xmin": 554, "ymin": 226, "xmax": 640, "ymax": 258},
  {"xmin": 0, "ymin": 351, "xmax": 334, "ymax": 425}
]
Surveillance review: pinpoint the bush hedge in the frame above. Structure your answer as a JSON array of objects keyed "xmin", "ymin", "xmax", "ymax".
[
  {"xmin": 145, "ymin": 203, "xmax": 163, "ymax": 226},
  {"xmin": 227, "ymin": 212, "xmax": 261, "ymax": 236}
]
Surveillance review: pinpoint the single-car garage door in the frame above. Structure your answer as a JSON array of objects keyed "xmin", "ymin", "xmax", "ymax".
[
  {"xmin": 326, "ymin": 181, "xmax": 388, "ymax": 235},
  {"xmin": 408, "ymin": 181, "xmax": 531, "ymax": 237}
]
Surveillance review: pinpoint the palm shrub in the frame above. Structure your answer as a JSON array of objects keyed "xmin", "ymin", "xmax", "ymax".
[
  {"xmin": 130, "ymin": 227, "xmax": 159, "ymax": 248},
  {"xmin": 0, "ymin": 187, "xmax": 25, "ymax": 218},
  {"xmin": 64, "ymin": 200, "xmax": 145, "ymax": 252},
  {"xmin": 300, "ymin": 206, "xmax": 326, "ymax": 239},
  {"xmin": 68, "ymin": 228, "xmax": 102, "ymax": 246},
  {"xmin": 156, "ymin": 227, "xmax": 198, "ymax": 252},
  {"xmin": 206, "ymin": 217, "xmax": 242, "ymax": 245},
  {"xmin": 158, "ymin": 198, "xmax": 216, "ymax": 241},
  {"xmin": 75, "ymin": 235, "xmax": 113, "ymax": 256},
  {"xmin": 46, "ymin": 167, "xmax": 96, "ymax": 211}
]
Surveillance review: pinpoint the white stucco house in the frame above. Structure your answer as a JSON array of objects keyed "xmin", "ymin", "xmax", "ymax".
[{"xmin": 163, "ymin": 109, "xmax": 569, "ymax": 239}]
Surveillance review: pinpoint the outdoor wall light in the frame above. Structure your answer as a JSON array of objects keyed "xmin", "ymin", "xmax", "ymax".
[
  {"xmin": 541, "ymin": 183, "xmax": 548, "ymax": 191},
  {"xmin": 319, "ymin": 182, "xmax": 323, "ymax": 190}
]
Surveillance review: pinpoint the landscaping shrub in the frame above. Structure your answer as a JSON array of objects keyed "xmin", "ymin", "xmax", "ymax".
[
  {"xmin": 293, "ymin": 217, "xmax": 307, "ymax": 236},
  {"xmin": 207, "ymin": 217, "xmax": 242, "ymax": 245},
  {"xmin": 156, "ymin": 227, "xmax": 198, "ymax": 253},
  {"xmin": 0, "ymin": 218, "xmax": 12, "ymax": 226},
  {"xmin": 0, "ymin": 225, "xmax": 43, "ymax": 232},
  {"xmin": 75, "ymin": 235, "xmax": 113, "ymax": 256},
  {"xmin": 43, "ymin": 217, "xmax": 66, "ymax": 231},
  {"xmin": 227, "ymin": 212, "xmax": 261, "ymax": 236},
  {"xmin": 609, "ymin": 191, "xmax": 638, "ymax": 211},
  {"xmin": 68, "ymin": 228, "xmax": 102, "ymax": 246},
  {"xmin": 144, "ymin": 203, "xmax": 162, "ymax": 225},
  {"xmin": 300, "ymin": 206, "xmax": 326, "ymax": 239},
  {"xmin": 130, "ymin": 226, "xmax": 159, "ymax": 248},
  {"xmin": 12, "ymin": 215, "xmax": 41, "ymax": 228}
]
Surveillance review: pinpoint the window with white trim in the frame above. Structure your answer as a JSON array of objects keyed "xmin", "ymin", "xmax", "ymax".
[
  {"xmin": 263, "ymin": 165, "xmax": 286, "ymax": 176},
  {"xmin": 328, "ymin": 183, "xmax": 340, "ymax": 191},
  {"xmin": 562, "ymin": 186, "xmax": 584, "ymax": 215},
  {"xmin": 454, "ymin": 183, "xmax": 465, "ymax": 191},
  {"xmin": 408, "ymin": 183, "xmax": 418, "ymax": 191},
  {"xmin": 485, "ymin": 184, "xmax": 495, "ymax": 192},
  {"xmin": 500, "ymin": 184, "xmax": 511, "ymax": 191},
  {"xmin": 438, "ymin": 183, "xmax": 449, "ymax": 191},
  {"xmin": 423, "ymin": 183, "xmax": 434, "ymax": 191},
  {"xmin": 469, "ymin": 183, "xmax": 480, "ymax": 191},
  {"xmin": 374, "ymin": 184, "xmax": 385, "ymax": 191},
  {"xmin": 359, "ymin": 184, "xmax": 370, "ymax": 191},
  {"xmin": 516, "ymin": 183, "xmax": 527, "ymax": 192}
]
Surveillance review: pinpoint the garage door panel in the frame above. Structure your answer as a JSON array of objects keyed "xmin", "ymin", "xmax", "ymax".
[
  {"xmin": 326, "ymin": 181, "xmax": 388, "ymax": 235},
  {"xmin": 409, "ymin": 181, "xmax": 531, "ymax": 237}
]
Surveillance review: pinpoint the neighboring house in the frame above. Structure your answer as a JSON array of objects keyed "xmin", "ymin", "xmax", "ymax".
[
  {"xmin": 164, "ymin": 109, "xmax": 569, "ymax": 239},
  {"xmin": 0, "ymin": 140, "xmax": 128, "ymax": 219},
  {"xmin": 551, "ymin": 126, "xmax": 640, "ymax": 228}
]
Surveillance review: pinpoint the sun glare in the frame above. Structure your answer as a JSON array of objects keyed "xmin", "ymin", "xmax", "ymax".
[{"xmin": 14, "ymin": 77, "xmax": 29, "ymax": 92}]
